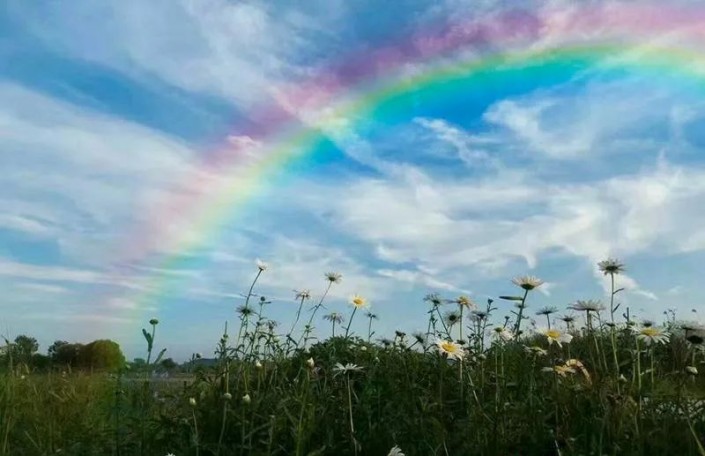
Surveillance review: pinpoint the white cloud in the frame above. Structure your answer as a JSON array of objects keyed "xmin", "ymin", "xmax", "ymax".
[{"xmin": 10, "ymin": 0, "xmax": 345, "ymax": 105}]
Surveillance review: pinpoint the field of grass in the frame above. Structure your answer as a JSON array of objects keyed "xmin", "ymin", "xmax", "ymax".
[{"xmin": 2, "ymin": 260, "xmax": 705, "ymax": 455}]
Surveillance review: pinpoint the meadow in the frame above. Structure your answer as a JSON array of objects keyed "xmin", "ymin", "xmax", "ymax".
[{"xmin": 2, "ymin": 259, "xmax": 705, "ymax": 456}]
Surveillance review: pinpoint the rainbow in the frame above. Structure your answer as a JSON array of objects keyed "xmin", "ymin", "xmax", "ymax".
[{"xmin": 111, "ymin": 3, "xmax": 705, "ymax": 316}]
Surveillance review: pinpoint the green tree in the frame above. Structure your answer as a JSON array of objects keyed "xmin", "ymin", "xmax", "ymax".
[
  {"xmin": 160, "ymin": 357, "xmax": 177, "ymax": 370},
  {"xmin": 54, "ymin": 343, "xmax": 84, "ymax": 367},
  {"xmin": 48, "ymin": 340, "xmax": 69, "ymax": 360},
  {"xmin": 13, "ymin": 335, "xmax": 38, "ymax": 364},
  {"xmin": 78, "ymin": 340, "xmax": 125, "ymax": 371}
]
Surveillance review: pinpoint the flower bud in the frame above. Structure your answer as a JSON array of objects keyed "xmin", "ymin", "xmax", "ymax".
[{"xmin": 242, "ymin": 394, "xmax": 251, "ymax": 404}]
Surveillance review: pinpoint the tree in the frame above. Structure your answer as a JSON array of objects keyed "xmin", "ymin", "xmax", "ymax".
[
  {"xmin": 78, "ymin": 340, "xmax": 125, "ymax": 371},
  {"xmin": 48, "ymin": 340, "xmax": 69, "ymax": 360},
  {"xmin": 160, "ymin": 358, "xmax": 177, "ymax": 370},
  {"xmin": 14, "ymin": 335, "xmax": 38, "ymax": 364},
  {"xmin": 54, "ymin": 343, "xmax": 84, "ymax": 367}
]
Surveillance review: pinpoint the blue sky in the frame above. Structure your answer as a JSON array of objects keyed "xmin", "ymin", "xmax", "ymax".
[{"xmin": 2, "ymin": 0, "xmax": 705, "ymax": 360}]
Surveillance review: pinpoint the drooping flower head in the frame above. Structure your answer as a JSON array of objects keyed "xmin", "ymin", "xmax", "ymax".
[
  {"xmin": 597, "ymin": 258, "xmax": 625, "ymax": 275},
  {"xmin": 333, "ymin": 362, "xmax": 363, "ymax": 375},
  {"xmin": 323, "ymin": 312, "xmax": 344, "ymax": 324},
  {"xmin": 295, "ymin": 289, "xmax": 311, "ymax": 300},
  {"xmin": 492, "ymin": 326, "xmax": 514, "ymax": 342},
  {"xmin": 536, "ymin": 306, "xmax": 558, "ymax": 316},
  {"xmin": 569, "ymin": 300, "xmax": 605, "ymax": 313},
  {"xmin": 435, "ymin": 339, "xmax": 465, "ymax": 360},
  {"xmin": 512, "ymin": 275, "xmax": 544, "ymax": 291},
  {"xmin": 388, "ymin": 446, "xmax": 406, "ymax": 456}
]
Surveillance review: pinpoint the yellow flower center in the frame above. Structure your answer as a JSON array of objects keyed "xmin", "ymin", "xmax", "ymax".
[
  {"xmin": 352, "ymin": 297, "xmax": 365, "ymax": 308},
  {"xmin": 640, "ymin": 327, "xmax": 659, "ymax": 337},
  {"xmin": 441, "ymin": 342, "xmax": 458, "ymax": 353},
  {"xmin": 546, "ymin": 329, "xmax": 561, "ymax": 340}
]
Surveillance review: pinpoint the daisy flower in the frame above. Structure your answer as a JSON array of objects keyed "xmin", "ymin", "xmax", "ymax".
[
  {"xmin": 541, "ymin": 328, "xmax": 573, "ymax": 347},
  {"xmin": 636, "ymin": 327, "xmax": 670, "ymax": 346},
  {"xmin": 333, "ymin": 362, "xmax": 363, "ymax": 375},
  {"xmin": 512, "ymin": 275, "xmax": 544, "ymax": 291},
  {"xmin": 388, "ymin": 446, "xmax": 405, "ymax": 456},
  {"xmin": 492, "ymin": 326, "xmax": 514, "ymax": 342},
  {"xmin": 325, "ymin": 272, "xmax": 342, "ymax": 283},
  {"xmin": 350, "ymin": 294, "xmax": 368, "ymax": 309},
  {"xmin": 256, "ymin": 259, "xmax": 268, "ymax": 271},
  {"xmin": 597, "ymin": 258, "xmax": 625, "ymax": 275},
  {"xmin": 435, "ymin": 339, "xmax": 465, "ymax": 360}
]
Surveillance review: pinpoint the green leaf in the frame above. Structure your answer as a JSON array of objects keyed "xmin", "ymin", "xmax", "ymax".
[{"xmin": 153, "ymin": 348, "xmax": 167, "ymax": 365}]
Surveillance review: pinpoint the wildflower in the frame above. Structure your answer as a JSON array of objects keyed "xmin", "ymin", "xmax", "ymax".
[
  {"xmin": 195, "ymin": 353, "xmax": 202, "ymax": 359},
  {"xmin": 255, "ymin": 360, "xmax": 263, "ymax": 370},
  {"xmin": 412, "ymin": 332, "xmax": 426, "ymax": 345},
  {"xmin": 256, "ymin": 259, "xmax": 268, "ymax": 271},
  {"xmin": 456, "ymin": 295, "xmax": 475, "ymax": 309},
  {"xmin": 388, "ymin": 446, "xmax": 405, "ymax": 456},
  {"xmin": 166, "ymin": 453, "xmax": 175, "ymax": 456},
  {"xmin": 641, "ymin": 320, "xmax": 654, "ymax": 328},
  {"xmin": 188, "ymin": 397, "xmax": 197, "ymax": 407},
  {"xmin": 149, "ymin": 318, "xmax": 159, "ymax": 325},
  {"xmin": 435, "ymin": 339, "xmax": 465, "ymax": 360},
  {"xmin": 541, "ymin": 329, "xmax": 573, "ymax": 347},
  {"xmin": 619, "ymin": 374, "xmax": 628, "ymax": 383},
  {"xmin": 569, "ymin": 300, "xmax": 605, "ymax": 313},
  {"xmin": 295, "ymin": 289, "xmax": 311, "ymax": 300},
  {"xmin": 325, "ymin": 272, "xmax": 342, "ymax": 283},
  {"xmin": 237, "ymin": 305, "xmax": 255, "ymax": 317},
  {"xmin": 565, "ymin": 359, "xmax": 591, "ymax": 383},
  {"xmin": 424, "ymin": 293, "xmax": 444, "ymax": 307},
  {"xmin": 242, "ymin": 394, "xmax": 251, "ymax": 404},
  {"xmin": 536, "ymin": 306, "xmax": 558, "ymax": 316},
  {"xmin": 680, "ymin": 321, "xmax": 705, "ymax": 332},
  {"xmin": 686, "ymin": 366, "xmax": 699, "ymax": 376},
  {"xmin": 492, "ymin": 326, "xmax": 514, "ymax": 342},
  {"xmin": 687, "ymin": 334, "xmax": 705, "ymax": 346},
  {"xmin": 365, "ymin": 311, "xmax": 379, "ymax": 320},
  {"xmin": 636, "ymin": 327, "xmax": 669, "ymax": 345},
  {"xmin": 350, "ymin": 294, "xmax": 368, "ymax": 309},
  {"xmin": 333, "ymin": 362, "xmax": 363, "ymax": 375},
  {"xmin": 323, "ymin": 312, "xmax": 344, "ymax": 324},
  {"xmin": 512, "ymin": 275, "xmax": 544, "ymax": 291},
  {"xmin": 470, "ymin": 310, "xmax": 489, "ymax": 321},
  {"xmin": 559, "ymin": 314, "xmax": 576, "ymax": 324},
  {"xmin": 306, "ymin": 357, "xmax": 315, "ymax": 369},
  {"xmin": 222, "ymin": 392, "xmax": 232, "ymax": 401},
  {"xmin": 524, "ymin": 345, "xmax": 547, "ymax": 357},
  {"xmin": 444, "ymin": 311, "xmax": 461, "ymax": 327},
  {"xmin": 553, "ymin": 365, "xmax": 577, "ymax": 377},
  {"xmin": 395, "ymin": 330, "xmax": 406, "ymax": 339},
  {"xmin": 597, "ymin": 258, "xmax": 625, "ymax": 275}
]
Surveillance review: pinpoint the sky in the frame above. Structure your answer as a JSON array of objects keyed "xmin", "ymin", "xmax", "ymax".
[{"xmin": 2, "ymin": 0, "xmax": 705, "ymax": 360}]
